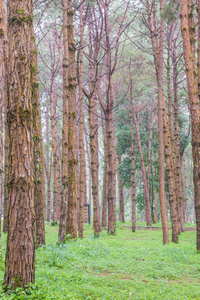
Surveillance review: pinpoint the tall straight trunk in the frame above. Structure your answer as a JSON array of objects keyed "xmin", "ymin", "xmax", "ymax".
[
  {"xmin": 111, "ymin": 116, "xmax": 117, "ymax": 223},
  {"xmin": 106, "ymin": 109, "xmax": 115, "ymax": 234},
  {"xmin": 117, "ymin": 156, "xmax": 125, "ymax": 222},
  {"xmin": 163, "ymin": 99, "xmax": 178, "ymax": 243},
  {"xmin": 131, "ymin": 93, "xmax": 151, "ymax": 226},
  {"xmin": 102, "ymin": 136, "xmax": 108, "ymax": 226},
  {"xmin": 0, "ymin": 0, "xmax": 5, "ymax": 248},
  {"xmin": 77, "ymin": 2, "xmax": 86, "ymax": 239},
  {"xmin": 31, "ymin": 29, "xmax": 45, "ymax": 247},
  {"xmin": 4, "ymin": 0, "xmax": 35, "ymax": 287},
  {"xmin": 88, "ymin": 95, "xmax": 101, "ymax": 236},
  {"xmin": 1, "ymin": 2, "xmax": 9, "ymax": 234},
  {"xmin": 66, "ymin": 0, "xmax": 77, "ymax": 239},
  {"xmin": 181, "ymin": 0, "xmax": 200, "ymax": 249},
  {"xmin": 146, "ymin": 0, "xmax": 169, "ymax": 244},
  {"xmin": 184, "ymin": 151, "xmax": 189, "ymax": 223},
  {"xmin": 45, "ymin": 109, "xmax": 51, "ymax": 222},
  {"xmin": 50, "ymin": 80, "xmax": 61, "ymax": 222},
  {"xmin": 130, "ymin": 114, "xmax": 136, "ymax": 232},
  {"xmin": 172, "ymin": 48, "xmax": 184, "ymax": 232},
  {"xmin": 59, "ymin": 0, "xmax": 68, "ymax": 242},
  {"xmin": 84, "ymin": 120, "xmax": 92, "ymax": 206}
]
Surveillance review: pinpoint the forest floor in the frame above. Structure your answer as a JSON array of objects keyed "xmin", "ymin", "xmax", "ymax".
[{"xmin": 0, "ymin": 222, "xmax": 199, "ymax": 299}]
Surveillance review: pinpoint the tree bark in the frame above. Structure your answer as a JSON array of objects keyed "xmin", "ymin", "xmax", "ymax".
[
  {"xmin": 31, "ymin": 28, "xmax": 45, "ymax": 247},
  {"xmin": 4, "ymin": 0, "xmax": 35, "ymax": 287},
  {"xmin": 130, "ymin": 114, "xmax": 136, "ymax": 232},
  {"xmin": 117, "ymin": 156, "xmax": 125, "ymax": 222},
  {"xmin": 66, "ymin": 0, "xmax": 77, "ymax": 239},
  {"xmin": 181, "ymin": 0, "xmax": 200, "ymax": 249},
  {"xmin": 59, "ymin": 0, "xmax": 68, "ymax": 242},
  {"xmin": 102, "ymin": 119, "xmax": 108, "ymax": 227}
]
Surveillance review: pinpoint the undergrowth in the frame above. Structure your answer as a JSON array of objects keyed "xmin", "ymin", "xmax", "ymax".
[{"xmin": 0, "ymin": 222, "xmax": 199, "ymax": 299}]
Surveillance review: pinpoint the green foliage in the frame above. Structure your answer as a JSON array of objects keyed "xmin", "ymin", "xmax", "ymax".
[{"xmin": 0, "ymin": 224, "xmax": 199, "ymax": 299}]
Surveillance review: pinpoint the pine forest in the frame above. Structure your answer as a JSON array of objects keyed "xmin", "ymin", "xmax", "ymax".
[{"xmin": 0, "ymin": 0, "xmax": 200, "ymax": 299}]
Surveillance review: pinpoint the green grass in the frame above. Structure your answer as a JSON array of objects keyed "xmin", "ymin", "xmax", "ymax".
[{"xmin": 0, "ymin": 222, "xmax": 199, "ymax": 299}]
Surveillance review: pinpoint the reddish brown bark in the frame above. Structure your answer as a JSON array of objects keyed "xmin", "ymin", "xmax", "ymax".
[
  {"xmin": 4, "ymin": 0, "xmax": 35, "ymax": 287},
  {"xmin": 66, "ymin": 0, "xmax": 77, "ymax": 239},
  {"xmin": 181, "ymin": 0, "xmax": 200, "ymax": 250},
  {"xmin": 59, "ymin": 0, "xmax": 68, "ymax": 242},
  {"xmin": 31, "ymin": 29, "xmax": 45, "ymax": 247}
]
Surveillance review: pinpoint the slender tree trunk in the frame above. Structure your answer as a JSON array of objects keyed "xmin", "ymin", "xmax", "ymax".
[
  {"xmin": 163, "ymin": 99, "xmax": 179, "ymax": 243},
  {"xmin": 130, "ymin": 115, "xmax": 136, "ymax": 232},
  {"xmin": 59, "ymin": 0, "xmax": 68, "ymax": 242},
  {"xmin": 172, "ymin": 48, "xmax": 184, "ymax": 232},
  {"xmin": 66, "ymin": 0, "xmax": 77, "ymax": 239},
  {"xmin": 1, "ymin": 2, "xmax": 9, "ymax": 234},
  {"xmin": 102, "ymin": 120, "xmax": 108, "ymax": 227},
  {"xmin": 131, "ymin": 94, "xmax": 151, "ymax": 226},
  {"xmin": 88, "ymin": 96, "xmax": 101, "ymax": 236},
  {"xmin": 106, "ymin": 109, "xmax": 115, "ymax": 234},
  {"xmin": 50, "ymin": 79, "xmax": 61, "ymax": 222},
  {"xmin": 112, "ymin": 117, "xmax": 117, "ymax": 223},
  {"xmin": 146, "ymin": 0, "xmax": 169, "ymax": 244},
  {"xmin": 31, "ymin": 28, "xmax": 45, "ymax": 247},
  {"xmin": 4, "ymin": 0, "xmax": 35, "ymax": 287},
  {"xmin": 77, "ymin": 2, "xmax": 86, "ymax": 239},
  {"xmin": 117, "ymin": 156, "xmax": 125, "ymax": 222},
  {"xmin": 181, "ymin": 0, "xmax": 200, "ymax": 250},
  {"xmin": 183, "ymin": 151, "xmax": 189, "ymax": 223},
  {"xmin": 45, "ymin": 109, "xmax": 51, "ymax": 222}
]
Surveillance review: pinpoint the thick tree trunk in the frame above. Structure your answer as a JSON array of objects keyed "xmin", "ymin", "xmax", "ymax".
[
  {"xmin": 4, "ymin": 0, "xmax": 35, "ymax": 287},
  {"xmin": 66, "ymin": 0, "xmax": 77, "ymax": 239},
  {"xmin": 0, "ymin": 0, "xmax": 5, "ymax": 248},
  {"xmin": 117, "ymin": 156, "xmax": 125, "ymax": 222},
  {"xmin": 31, "ymin": 29, "xmax": 45, "ymax": 247},
  {"xmin": 181, "ymin": 0, "xmax": 200, "ymax": 249},
  {"xmin": 59, "ymin": 0, "xmax": 68, "ymax": 242}
]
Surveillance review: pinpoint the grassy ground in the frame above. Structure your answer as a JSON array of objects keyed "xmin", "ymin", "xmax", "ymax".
[{"xmin": 0, "ymin": 222, "xmax": 199, "ymax": 299}]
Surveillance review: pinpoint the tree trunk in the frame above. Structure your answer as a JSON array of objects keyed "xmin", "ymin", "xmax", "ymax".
[
  {"xmin": 172, "ymin": 47, "xmax": 184, "ymax": 232},
  {"xmin": 45, "ymin": 109, "xmax": 51, "ymax": 223},
  {"xmin": 31, "ymin": 28, "xmax": 45, "ymax": 247},
  {"xmin": 130, "ymin": 115, "xmax": 136, "ymax": 232},
  {"xmin": 4, "ymin": 0, "xmax": 35, "ymax": 287},
  {"xmin": 77, "ymin": 2, "xmax": 86, "ymax": 239},
  {"xmin": 146, "ymin": 0, "xmax": 169, "ymax": 244},
  {"xmin": 66, "ymin": 0, "xmax": 77, "ymax": 239},
  {"xmin": 88, "ymin": 96, "xmax": 101, "ymax": 236},
  {"xmin": 181, "ymin": 0, "xmax": 200, "ymax": 250},
  {"xmin": 59, "ymin": 0, "xmax": 68, "ymax": 242},
  {"xmin": 117, "ymin": 156, "xmax": 125, "ymax": 222},
  {"xmin": 106, "ymin": 110, "xmax": 115, "ymax": 234},
  {"xmin": 1, "ymin": 2, "xmax": 9, "ymax": 234},
  {"xmin": 102, "ymin": 119, "xmax": 108, "ymax": 227},
  {"xmin": 131, "ymin": 94, "xmax": 151, "ymax": 226},
  {"xmin": 50, "ymin": 79, "xmax": 61, "ymax": 222},
  {"xmin": 0, "ymin": 0, "xmax": 5, "ymax": 248}
]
